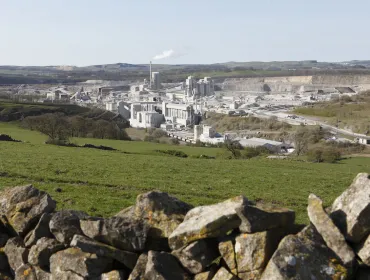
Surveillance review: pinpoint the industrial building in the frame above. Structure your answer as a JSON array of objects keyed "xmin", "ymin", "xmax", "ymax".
[
  {"xmin": 162, "ymin": 102, "xmax": 196, "ymax": 127},
  {"xmin": 237, "ymin": 137, "xmax": 286, "ymax": 153},
  {"xmin": 129, "ymin": 102, "xmax": 164, "ymax": 128},
  {"xmin": 151, "ymin": 72, "xmax": 161, "ymax": 90}
]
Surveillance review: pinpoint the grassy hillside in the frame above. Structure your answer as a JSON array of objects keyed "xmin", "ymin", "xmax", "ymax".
[
  {"xmin": 0, "ymin": 123, "xmax": 369, "ymax": 224},
  {"xmin": 294, "ymin": 92, "xmax": 370, "ymax": 134}
]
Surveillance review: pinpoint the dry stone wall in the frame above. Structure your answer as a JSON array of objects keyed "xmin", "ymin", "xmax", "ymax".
[{"xmin": 0, "ymin": 173, "xmax": 370, "ymax": 279}]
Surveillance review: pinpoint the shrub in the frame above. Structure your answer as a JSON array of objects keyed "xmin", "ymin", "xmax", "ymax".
[
  {"xmin": 243, "ymin": 147, "xmax": 271, "ymax": 159},
  {"xmin": 306, "ymin": 147, "xmax": 324, "ymax": 163},
  {"xmin": 155, "ymin": 150, "xmax": 188, "ymax": 158},
  {"xmin": 170, "ymin": 138, "xmax": 180, "ymax": 145},
  {"xmin": 322, "ymin": 147, "xmax": 341, "ymax": 163}
]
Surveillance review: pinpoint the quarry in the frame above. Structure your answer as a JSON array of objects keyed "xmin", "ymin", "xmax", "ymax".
[{"xmin": 2, "ymin": 70, "xmax": 370, "ymax": 146}]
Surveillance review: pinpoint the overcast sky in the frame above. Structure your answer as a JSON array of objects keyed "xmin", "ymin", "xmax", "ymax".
[{"xmin": 1, "ymin": 0, "xmax": 369, "ymax": 66}]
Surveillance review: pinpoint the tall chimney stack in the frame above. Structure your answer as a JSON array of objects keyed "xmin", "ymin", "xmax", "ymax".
[{"xmin": 149, "ymin": 61, "xmax": 152, "ymax": 89}]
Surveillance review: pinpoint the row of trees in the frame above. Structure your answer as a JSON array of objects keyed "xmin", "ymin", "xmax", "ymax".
[{"xmin": 22, "ymin": 113, "xmax": 130, "ymax": 144}]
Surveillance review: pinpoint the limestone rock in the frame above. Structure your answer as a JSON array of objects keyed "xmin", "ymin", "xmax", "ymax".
[
  {"xmin": 235, "ymin": 228, "xmax": 287, "ymax": 279},
  {"xmin": 4, "ymin": 237, "xmax": 29, "ymax": 273},
  {"xmin": 0, "ymin": 247, "xmax": 9, "ymax": 270},
  {"xmin": 28, "ymin": 237, "xmax": 64, "ymax": 268},
  {"xmin": 218, "ymin": 235, "xmax": 237, "ymax": 275},
  {"xmin": 50, "ymin": 247, "xmax": 112, "ymax": 278},
  {"xmin": 144, "ymin": 251, "xmax": 190, "ymax": 280},
  {"xmin": 70, "ymin": 234, "xmax": 138, "ymax": 270},
  {"xmin": 24, "ymin": 213, "xmax": 53, "ymax": 247},
  {"xmin": 212, "ymin": 267, "xmax": 238, "ymax": 280},
  {"xmin": 194, "ymin": 264, "xmax": 218, "ymax": 280},
  {"xmin": 128, "ymin": 253, "xmax": 147, "ymax": 280},
  {"xmin": 331, "ymin": 173, "xmax": 370, "ymax": 243},
  {"xmin": 49, "ymin": 210, "xmax": 88, "ymax": 244},
  {"xmin": 80, "ymin": 216, "xmax": 148, "ymax": 252},
  {"xmin": 15, "ymin": 264, "xmax": 51, "ymax": 280},
  {"xmin": 260, "ymin": 226, "xmax": 349, "ymax": 280},
  {"xmin": 355, "ymin": 234, "xmax": 370, "ymax": 266},
  {"xmin": 0, "ymin": 185, "xmax": 56, "ymax": 236},
  {"xmin": 236, "ymin": 202, "xmax": 295, "ymax": 233},
  {"xmin": 100, "ymin": 270, "xmax": 127, "ymax": 280},
  {"xmin": 169, "ymin": 196, "xmax": 247, "ymax": 250},
  {"xmin": 308, "ymin": 194, "xmax": 355, "ymax": 267},
  {"xmin": 52, "ymin": 271, "xmax": 84, "ymax": 280},
  {"xmin": 117, "ymin": 191, "xmax": 193, "ymax": 238},
  {"xmin": 172, "ymin": 239, "xmax": 219, "ymax": 274}
]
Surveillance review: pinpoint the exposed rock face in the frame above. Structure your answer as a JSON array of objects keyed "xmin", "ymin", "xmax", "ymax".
[
  {"xmin": 28, "ymin": 237, "xmax": 64, "ymax": 268},
  {"xmin": 80, "ymin": 216, "xmax": 148, "ymax": 252},
  {"xmin": 212, "ymin": 267, "xmax": 238, "ymax": 280},
  {"xmin": 331, "ymin": 173, "xmax": 370, "ymax": 243},
  {"xmin": 218, "ymin": 235, "xmax": 237, "ymax": 275},
  {"xmin": 308, "ymin": 194, "xmax": 355, "ymax": 267},
  {"xmin": 260, "ymin": 226, "xmax": 348, "ymax": 280},
  {"xmin": 172, "ymin": 239, "xmax": 219, "ymax": 274},
  {"xmin": 117, "ymin": 191, "xmax": 193, "ymax": 238},
  {"xmin": 0, "ymin": 185, "xmax": 56, "ymax": 236},
  {"xmin": 70, "ymin": 234, "xmax": 138, "ymax": 270},
  {"xmin": 24, "ymin": 213, "xmax": 53, "ymax": 247},
  {"xmin": 4, "ymin": 237, "xmax": 29, "ymax": 273},
  {"xmin": 169, "ymin": 196, "xmax": 247, "ymax": 250},
  {"xmin": 49, "ymin": 210, "xmax": 88, "ymax": 244},
  {"xmin": 50, "ymin": 247, "xmax": 112, "ymax": 278},
  {"xmin": 235, "ymin": 229, "xmax": 287, "ymax": 280},
  {"xmin": 236, "ymin": 203, "xmax": 295, "ymax": 233},
  {"xmin": 144, "ymin": 251, "xmax": 190, "ymax": 280},
  {"xmin": 127, "ymin": 253, "xmax": 148, "ymax": 280}
]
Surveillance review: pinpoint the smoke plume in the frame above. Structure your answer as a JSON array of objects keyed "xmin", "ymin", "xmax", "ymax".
[{"xmin": 153, "ymin": 49, "xmax": 175, "ymax": 60}]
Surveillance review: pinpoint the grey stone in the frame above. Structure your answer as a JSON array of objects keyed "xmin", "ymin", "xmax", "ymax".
[
  {"xmin": 331, "ymin": 173, "xmax": 370, "ymax": 243},
  {"xmin": 144, "ymin": 251, "xmax": 191, "ymax": 280},
  {"xmin": 169, "ymin": 196, "xmax": 247, "ymax": 250},
  {"xmin": 355, "ymin": 234, "xmax": 370, "ymax": 266},
  {"xmin": 236, "ymin": 202, "xmax": 295, "ymax": 233},
  {"xmin": 49, "ymin": 210, "xmax": 88, "ymax": 245},
  {"xmin": 50, "ymin": 247, "xmax": 112, "ymax": 278},
  {"xmin": 4, "ymin": 237, "xmax": 28, "ymax": 273},
  {"xmin": 80, "ymin": 216, "xmax": 148, "ymax": 252},
  {"xmin": 260, "ymin": 225, "xmax": 349, "ymax": 280},
  {"xmin": 70, "ymin": 234, "xmax": 138, "ymax": 270},
  {"xmin": 100, "ymin": 270, "xmax": 127, "ymax": 280},
  {"xmin": 28, "ymin": 237, "xmax": 64, "ymax": 268},
  {"xmin": 172, "ymin": 239, "xmax": 219, "ymax": 274},
  {"xmin": 212, "ymin": 267, "xmax": 238, "ymax": 280},
  {"xmin": 308, "ymin": 193, "xmax": 355, "ymax": 267},
  {"xmin": 218, "ymin": 234, "xmax": 237, "ymax": 275},
  {"xmin": 194, "ymin": 265, "xmax": 218, "ymax": 280},
  {"xmin": 235, "ymin": 229, "xmax": 287, "ymax": 280},
  {"xmin": 127, "ymin": 253, "xmax": 148, "ymax": 280},
  {"xmin": 24, "ymin": 213, "xmax": 53, "ymax": 247},
  {"xmin": 15, "ymin": 264, "xmax": 51, "ymax": 280},
  {"xmin": 117, "ymin": 191, "xmax": 193, "ymax": 238},
  {"xmin": 0, "ymin": 185, "xmax": 56, "ymax": 236}
]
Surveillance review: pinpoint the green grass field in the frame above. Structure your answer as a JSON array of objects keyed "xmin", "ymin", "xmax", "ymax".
[{"xmin": 0, "ymin": 122, "xmax": 369, "ymax": 224}]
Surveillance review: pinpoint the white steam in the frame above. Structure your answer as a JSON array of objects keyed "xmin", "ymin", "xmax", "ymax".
[{"xmin": 153, "ymin": 49, "xmax": 176, "ymax": 60}]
